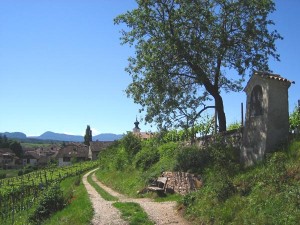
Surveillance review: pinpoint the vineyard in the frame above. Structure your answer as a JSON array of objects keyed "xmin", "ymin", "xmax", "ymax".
[{"xmin": 0, "ymin": 161, "xmax": 98, "ymax": 224}]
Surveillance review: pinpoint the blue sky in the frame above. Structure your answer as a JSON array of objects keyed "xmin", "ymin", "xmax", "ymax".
[{"xmin": 0, "ymin": 0, "xmax": 299, "ymax": 136}]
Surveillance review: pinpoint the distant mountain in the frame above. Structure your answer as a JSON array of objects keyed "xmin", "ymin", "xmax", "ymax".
[
  {"xmin": 36, "ymin": 131, "xmax": 83, "ymax": 142},
  {"xmin": 93, "ymin": 133, "xmax": 123, "ymax": 141},
  {"xmin": 34, "ymin": 131, "xmax": 123, "ymax": 142},
  {"xmin": 0, "ymin": 132, "xmax": 27, "ymax": 139},
  {"xmin": 1, "ymin": 131, "xmax": 123, "ymax": 142}
]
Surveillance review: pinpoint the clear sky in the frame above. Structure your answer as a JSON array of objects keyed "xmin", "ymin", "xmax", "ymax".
[{"xmin": 0, "ymin": 0, "xmax": 299, "ymax": 137}]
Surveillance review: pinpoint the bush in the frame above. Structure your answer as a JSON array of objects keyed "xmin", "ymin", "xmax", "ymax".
[
  {"xmin": 122, "ymin": 132, "xmax": 142, "ymax": 158},
  {"xmin": 18, "ymin": 170, "xmax": 23, "ymax": 176},
  {"xmin": 290, "ymin": 106, "xmax": 300, "ymax": 133},
  {"xmin": 29, "ymin": 182, "xmax": 66, "ymax": 224},
  {"xmin": 206, "ymin": 135, "xmax": 240, "ymax": 175},
  {"xmin": 113, "ymin": 149, "xmax": 129, "ymax": 171},
  {"xmin": 175, "ymin": 145, "xmax": 210, "ymax": 173},
  {"xmin": 206, "ymin": 167, "xmax": 236, "ymax": 202},
  {"xmin": 134, "ymin": 144, "xmax": 160, "ymax": 171}
]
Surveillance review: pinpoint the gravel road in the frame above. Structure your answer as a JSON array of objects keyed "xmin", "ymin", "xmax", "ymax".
[{"xmin": 83, "ymin": 169, "xmax": 191, "ymax": 225}]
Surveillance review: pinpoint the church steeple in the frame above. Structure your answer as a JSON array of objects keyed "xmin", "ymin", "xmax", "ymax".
[{"xmin": 133, "ymin": 117, "xmax": 141, "ymax": 133}]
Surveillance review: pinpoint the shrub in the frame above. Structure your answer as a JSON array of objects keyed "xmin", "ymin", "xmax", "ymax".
[
  {"xmin": 134, "ymin": 145, "xmax": 159, "ymax": 171},
  {"xmin": 29, "ymin": 182, "xmax": 66, "ymax": 224},
  {"xmin": 18, "ymin": 170, "xmax": 23, "ymax": 176},
  {"xmin": 206, "ymin": 135, "xmax": 240, "ymax": 175},
  {"xmin": 113, "ymin": 149, "xmax": 129, "ymax": 171},
  {"xmin": 122, "ymin": 132, "xmax": 142, "ymax": 158},
  {"xmin": 175, "ymin": 145, "xmax": 210, "ymax": 173},
  {"xmin": 290, "ymin": 106, "xmax": 300, "ymax": 133},
  {"xmin": 207, "ymin": 167, "xmax": 236, "ymax": 202},
  {"xmin": 227, "ymin": 121, "xmax": 242, "ymax": 131}
]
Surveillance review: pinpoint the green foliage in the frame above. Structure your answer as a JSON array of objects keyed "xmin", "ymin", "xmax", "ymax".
[
  {"xmin": 122, "ymin": 132, "xmax": 142, "ymax": 158},
  {"xmin": 96, "ymin": 128, "xmax": 300, "ymax": 225},
  {"xmin": 290, "ymin": 106, "xmax": 300, "ymax": 132},
  {"xmin": 115, "ymin": 0, "xmax": 281, "ymax": 132},
  {"xmin": 113, "ymin": 202, "xmax": 154, "ymax": 225},
  {"xmin": 42, "ymin": 176, "xmax": 93, "ymax": 225},
  {"xmin": 156, "ymin": 142, "xmax": 179, "ymax": 171},
  {"xmin": 84, "ymin": 125, "xmax": 92, "ymax": 146},
  {"xmin": 182, "ymin": 140, "xmax": 300, "ymax": 224},
  {"xmin": 29, "ymin": 182, "xmax": 66, "ymax": 224},
  {"xmin": 0, "ymin": 135, "xmax": 23, "ymax": 157},
  {"xmin": 175, "ymin": 145, "xmax": 210, "ymax": 174},
  {"xmin": 134, "ymin": 143, "xmax": 159, "ymax": 171},
  {"xmin": 227, "ymin": 121, "xmax": 242, "ymax": 131},
  {"xmin": 95, "ymin": 168, "xmax": 145, "ymax": 197}
]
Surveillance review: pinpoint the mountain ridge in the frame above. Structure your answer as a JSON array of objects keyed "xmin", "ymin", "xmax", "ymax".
[{"xmin": 1, "ymin": 131, "xmax": 123, "ymax": 142}]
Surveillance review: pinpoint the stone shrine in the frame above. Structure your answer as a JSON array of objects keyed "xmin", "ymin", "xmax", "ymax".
[{"xmin": 241, "ymin": 71, "xmax": 294, "ymax": 166}]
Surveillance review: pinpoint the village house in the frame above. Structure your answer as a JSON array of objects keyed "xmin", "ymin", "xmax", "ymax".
[
  {"xmin": 56, "ymin": 143, "xmax": 89, "ymax": 166},
  {"xmin": 22, "ymin": 151, "xmax": 40, "ymax": 166},
  {"xmin": 88, "ymin": 141, "xmax": 113, "ymax": 160},
  {"xmin": 0, "ymin": 148, "xmax": 19, "ymax": 169}
]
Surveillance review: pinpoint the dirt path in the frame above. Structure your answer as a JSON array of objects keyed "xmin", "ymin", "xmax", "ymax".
[
  {"xmin": 83, "ymin": 169, "xmax": 191, "ymax": 225},
  {"xmin": 82, "ymin": 169, "xmax": 128, "ymax": 225}
]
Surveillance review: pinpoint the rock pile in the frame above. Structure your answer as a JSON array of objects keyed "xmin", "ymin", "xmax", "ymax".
[{"xmin": 162, "ymin": 171, "xmax": 202, "ymax": 195}]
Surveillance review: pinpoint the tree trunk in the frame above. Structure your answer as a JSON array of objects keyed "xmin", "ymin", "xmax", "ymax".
[{"xmin": 214, "ymin": 94, "xmax": 227, "ymax": 132}]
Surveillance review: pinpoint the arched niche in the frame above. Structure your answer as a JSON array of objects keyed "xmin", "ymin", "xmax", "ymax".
[{"xmin": 250, "ymin": 85, "xmax": 263, "ymax": 117}]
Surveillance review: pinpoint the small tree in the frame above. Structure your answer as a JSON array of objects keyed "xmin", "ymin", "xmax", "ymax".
[
  {"xmin": 84, "ymin": 125, "xmax": 92, "ymax": 146},
  {"xmin": 9, "ymin": 141, "xmax": 23, "ymax": 158},
  {"xmin": 290, "ymin": 106, "xmax": 300, "ymax": 134}
]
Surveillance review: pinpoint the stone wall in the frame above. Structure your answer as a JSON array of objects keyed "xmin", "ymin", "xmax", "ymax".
[
  {"xmin": 196, "ymin": 128, "xmax": 243, "ymax": 150},
  {"xmin": 161, "ymin": 171, "xmax": 202, "ymax": 195}
]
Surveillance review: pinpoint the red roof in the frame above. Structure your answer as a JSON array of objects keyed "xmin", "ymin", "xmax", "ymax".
[{"xmin": 254, "ymin": 71, "xmax": 295, "ymax": 84}]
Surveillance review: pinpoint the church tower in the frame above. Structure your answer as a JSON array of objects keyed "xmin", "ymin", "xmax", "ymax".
[{"xmin": 133, "ymin": 117, "xmax": 141, "ymax": 134}]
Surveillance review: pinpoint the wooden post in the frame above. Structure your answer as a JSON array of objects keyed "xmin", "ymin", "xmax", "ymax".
[
  {"xmin": 241, "ymin": 102, "xmax": 244, "ymax": 127},
  {"xmin": 214, "ymin": 108, "xmax": 218, "ymax": 134}
]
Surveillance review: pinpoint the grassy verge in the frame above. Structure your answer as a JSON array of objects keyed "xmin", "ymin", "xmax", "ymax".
[
  {"xmin": 95, "ymin": 167, "xmax": 148, "ymax": 197},
  {"xmin": 9, "ymin": 175, "xmax": 93, "ymax": 225},
  {"xmin": 87, "ymin": 171, "xmax": 118, "ymax": 201},
  {"xmin": 42, "ymin": 175, "xmax": 93, "ymax": 225},
  {"xmin": 113, "ymin": 202, "xmax": 154, "ymax": 225},
  {"xmin": 181, "ymin": 139, "xmax": 300, "ymax": 224}
]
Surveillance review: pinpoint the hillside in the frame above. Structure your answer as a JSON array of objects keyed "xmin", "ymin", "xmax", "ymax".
[{"xmin": 95, "ymin": 133, "xmax": 300, "ymax": 225}]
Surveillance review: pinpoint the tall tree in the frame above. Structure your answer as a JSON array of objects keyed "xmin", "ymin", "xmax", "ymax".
[
  {"xmin": 9, "ymin": 141, "xmax": 23, "ymax": 158},
  {"xmin": 84, "ymin": 125, "xmax": 92, "ymax": 146},
  {"xmin": 115, "ymin": 0, "xmax": 282, "ymax": 132}
]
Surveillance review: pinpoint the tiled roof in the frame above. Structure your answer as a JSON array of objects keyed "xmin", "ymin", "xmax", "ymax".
[
  {"xmin": 0, "ymin": 148, "xmax": 13, "ymax": 154},
  {"xmin": 254, "ymin": 71, "xmax": 295, "ymax": 84},
  {"xmin": 90, "ymin": 141, "xmax": 113, "ymax": 152},
  {"xmin": 23, "ymin": 151, "xmax": 40, "ymax": 159},
  {"xmin": 56, "ymin": 144, "xmax": 89, "ymax": 158}
]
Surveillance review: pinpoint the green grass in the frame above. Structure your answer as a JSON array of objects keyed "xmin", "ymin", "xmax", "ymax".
[
  {"xmin": 113, "ymin": 202, "xmax": 154, "ymax": 225},
  {"xmin": 42, "ymin": 175, "xmax": 93, "ymax": 225},
  {"xmin": 21, "ymin": 142, "xmax": 51, "ymax": 149},
  {"xmin": 8, "ymin": 175, "xmax": 93, "ymax": 225},
  {"xmin": 181, "ymin": 139, "xmax": 300, "ymax": 225},
  {"xmin": 96, "ymin": 134, "xmax": 300, "ymax": 224},
  {"xmin": 95, "ymin": 167, "xmax": 147, "ymax": 197},
  {"xmin": 0, "ymin": 169, "xmax": 19, "ymax": 178},
  {"xmin": 87, "ymin": 171, "xmax": 119, "ymax": 201}
]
